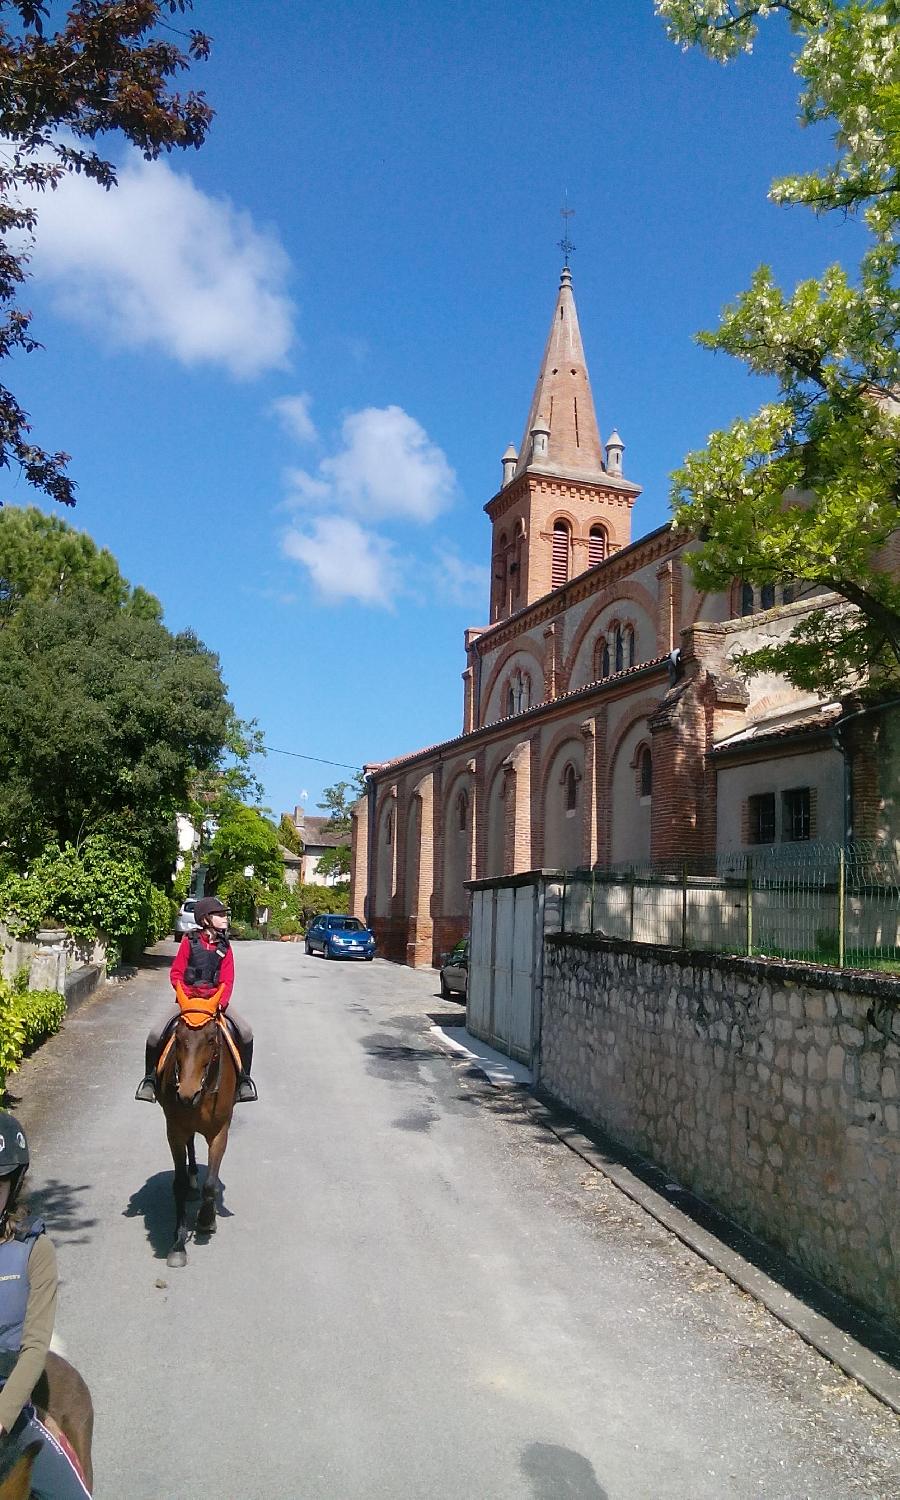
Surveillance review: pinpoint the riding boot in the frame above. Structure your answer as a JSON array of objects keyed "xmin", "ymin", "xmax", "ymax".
[
  {"xmin": 235, "ymin": 1038, "xmax": 257, "ymax": 1104},
  {"xmin": 134, "ymin": 1041, "xmax": 158, "ymax": 1103}
]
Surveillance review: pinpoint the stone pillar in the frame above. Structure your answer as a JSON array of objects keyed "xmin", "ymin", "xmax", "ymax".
[
  {"xmin": 462, "ymin": 668, "xmax": 475, "ymax": 735},
  {"xmin": 543, "ymin": 624, "xmax": 557, "ymax": 701},
  {"xmin": 29, "ymin": 929, "xmax": 67, "ymax": 994},
  {"xmin": 502, "ymin": 739, "xmax": 533, "ymax": 875},
  {"xmin": 349, "ymin": 796, "xmax": 368, "ymax": 922},
  {"xmin": 656, "ymin": 560, "xmax": 674, "ymax": 655},
  {"xmin": 406, "ymin": 774, "xmax": 434, "ymax": 968}
]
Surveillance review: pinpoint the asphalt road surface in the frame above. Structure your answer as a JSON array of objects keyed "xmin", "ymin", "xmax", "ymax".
[{"xmin": 12, "ymin": 942, "xmax": 900, "ymax": 1499}]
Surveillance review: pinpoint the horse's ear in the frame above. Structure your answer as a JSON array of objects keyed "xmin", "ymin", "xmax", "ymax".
[{"xmin": 0, "ymin": 1440, "xmax": 40, "ymax": 1500}]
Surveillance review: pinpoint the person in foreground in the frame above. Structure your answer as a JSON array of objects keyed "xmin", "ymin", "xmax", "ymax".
[
  {"xmin": 0, "ymin": 1114, "xmax": 91, "ymax": 1498},
  {"xmin": 135, "ymin": 895, "xmax": 257, "ymax": 1104}
]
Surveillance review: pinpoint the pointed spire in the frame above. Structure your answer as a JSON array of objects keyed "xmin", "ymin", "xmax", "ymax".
[{"xmin": 515, "ymin": 265, "xmax": 605, "ymax": 479}]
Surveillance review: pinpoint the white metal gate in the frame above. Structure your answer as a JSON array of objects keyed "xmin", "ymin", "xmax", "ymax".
[{"xmin": 466, "ymin": 874, "xmax": 547, "ymax": 1066}]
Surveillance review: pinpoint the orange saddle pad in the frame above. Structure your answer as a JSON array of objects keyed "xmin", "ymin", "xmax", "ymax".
[{"xmin": 175, "ymin": 983, "xmax": 224, "ymax": 1028}]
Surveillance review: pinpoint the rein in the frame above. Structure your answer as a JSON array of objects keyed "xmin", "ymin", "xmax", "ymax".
[{"xmin": 171, "ymin": 1012, "xmax": 223, "ymax": 1102}]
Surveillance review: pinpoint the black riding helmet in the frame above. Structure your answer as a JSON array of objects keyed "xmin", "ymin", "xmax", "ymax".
[
  {"xmin": 0, "ymin": 1111, "xmax": 29, "ymax": 1226},
  {"xmin": 193, "ymin": 896, "xmax": 227, "ymax": 925}
]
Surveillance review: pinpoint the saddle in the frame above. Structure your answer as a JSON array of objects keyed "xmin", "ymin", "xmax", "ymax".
[{"xmin": 157, "ymin": 985, "xmax": 243, "ymax": 1080}]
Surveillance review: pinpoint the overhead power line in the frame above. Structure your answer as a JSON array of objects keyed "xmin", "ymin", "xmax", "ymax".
[{"xmin": 260, "ymin": 745, "xmax": 361, "ymax": 772}]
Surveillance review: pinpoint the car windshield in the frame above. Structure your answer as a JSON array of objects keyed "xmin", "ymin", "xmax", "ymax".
[
  {"xmin": 183, "ymin": 900, "xmax": 196, "ymax": 911},
  {"xmin": 328, "ymin": 917, "xmax": 364, "ymax": 931}
]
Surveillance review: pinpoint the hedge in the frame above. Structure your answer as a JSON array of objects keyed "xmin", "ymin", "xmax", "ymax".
[{"xmin": 0, "ymin": 980, "xmax": 66, "ymax": 1091}]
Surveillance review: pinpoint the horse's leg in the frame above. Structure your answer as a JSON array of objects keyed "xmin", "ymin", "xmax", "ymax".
[
  {"xmin": 196, "ymin": 1120, "xmax": 229, "ymax": 1234},
  {"xmin": 166, "ymin": 1125, "xmax": 190, "ymax": 1268},
  {"xmin": 187, "ymin": 1134, "xmax": 199, "ymax": 1195}
]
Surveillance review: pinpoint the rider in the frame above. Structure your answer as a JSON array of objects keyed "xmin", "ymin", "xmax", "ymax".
[
  {"xmin": 0, "ymin": 1112, "xmax": 91, "ymax": 1498},
  {"xmin": 135, "ymin": 895, "xmax": 257, "ymax": 1104}
]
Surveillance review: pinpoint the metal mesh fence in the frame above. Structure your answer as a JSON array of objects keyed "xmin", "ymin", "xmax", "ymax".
[{"xmin": 556, "ymin": 842, "xmax": 900, "ymax": 973}]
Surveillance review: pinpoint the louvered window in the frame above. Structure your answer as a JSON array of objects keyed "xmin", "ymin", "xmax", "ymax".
[
  {"xmin": 551, "ymin": 522, "xmax": 570, "ymax": 589},
  {"xmin": 588, "ymin": 526, "xmax": 607, "ymax": 568}
]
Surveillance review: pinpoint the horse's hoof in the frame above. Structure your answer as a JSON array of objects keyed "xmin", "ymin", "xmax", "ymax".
[
  {"xmin": 196, "ymin": 1212, "xmax": 216, "ymax": 1234},
  {"xmin": 166, "ymin": 1248, "xmax": 187, "ymax": 1269},
  {"xmin": 188, "ymin": 1174, "xmax": 200, "ymax": 1196}
]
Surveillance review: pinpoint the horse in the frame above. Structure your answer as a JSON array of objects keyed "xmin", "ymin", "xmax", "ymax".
[
  {"xmin": 157, "ymin": 992, "xmax": 238, "ymax": 1269},
  {"xmin": 0, "ymin": 1351, "xmax": 94, "ymax": 1498}
]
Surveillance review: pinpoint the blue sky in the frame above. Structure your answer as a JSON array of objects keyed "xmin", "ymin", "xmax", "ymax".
[{"xmin": 9, "ymin": 0, "xmax": 869, "ymax": 822}]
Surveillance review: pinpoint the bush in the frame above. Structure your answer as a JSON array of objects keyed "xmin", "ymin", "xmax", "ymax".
[
  {"xmin": 145, "ymin": 884, "xmax": 174, "ymax": 945},
  {"xmin": 0, "ymin": 835, "xmax": 150, "ymax": 966},
  {"xmin": 228, "ymin": 920, "xmax": 262, "ymax": 941},
  {"xmin": 0, "ymin": 981, "xmax": 65, "ymax": 1092}
]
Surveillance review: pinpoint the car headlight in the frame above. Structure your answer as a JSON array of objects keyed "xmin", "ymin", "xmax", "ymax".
[{"xmin": 331, "ymin": 935, "xmax": 346, "ymax": 944}]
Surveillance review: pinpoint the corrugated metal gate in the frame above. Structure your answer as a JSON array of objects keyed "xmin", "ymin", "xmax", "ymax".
[{"xmin": 466, "ymin": 873, "xmax": 556, "ymax": 1067}]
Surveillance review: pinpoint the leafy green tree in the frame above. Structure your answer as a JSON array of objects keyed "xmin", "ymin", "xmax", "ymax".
[
  {"xmin": 278, "ymin": 812, "xmax": 304, "ymax": 856},
  {"xmin": 656, "ymin": 1, "xmax": 900, "ymax": 694},
  {"xmin": 207, "ymin": 806, "xmax": 284, "ymax": 894},
  {"xmin": 318, "ymin": 775, "xmax": 366, "ymax": 837},
  {"xmin": 316, "ymin": 844, "xmax": 351, "ymax": 881},
  {"xmin": 0, "ymin": 1, "xmax": 212, "ymax": 506},
  {"xmin": 0, "ymin": 587, "xmax": 230, "ymax": 876},
  {"xmin": 0, "ymin": 505, "xmax": 160, "ymax": 624}
]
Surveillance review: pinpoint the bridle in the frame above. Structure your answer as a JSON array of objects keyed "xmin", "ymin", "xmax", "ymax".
[{"xmin": 172, "ymin": 1012, "xmax": 223, "ymax": 1104}]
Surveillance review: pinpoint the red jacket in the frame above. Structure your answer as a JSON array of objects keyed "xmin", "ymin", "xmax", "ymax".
[{"xmin": 170, "ymin": 932, "xmax": 234, "ymax": 1009}]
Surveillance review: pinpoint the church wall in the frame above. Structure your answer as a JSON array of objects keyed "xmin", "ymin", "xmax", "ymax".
[
  {"xmin": 608, "ymin": 717, "xmax": 654, "ymax": 864},
  {"xmin": 716, "ymin": 747, "xmax": 843, "ymax": 852},
  {"xmin": 719, "ymin": 601, "xmax": 838, "ymax": 724}
]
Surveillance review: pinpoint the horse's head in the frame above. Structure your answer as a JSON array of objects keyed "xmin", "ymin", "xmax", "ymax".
[{"xmin": 173, "ymin": 1016, "xmax": 219, "ymax": 1107}]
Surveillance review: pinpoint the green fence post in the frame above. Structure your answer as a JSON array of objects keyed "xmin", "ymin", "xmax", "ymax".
[
  {"xmin": 681, "ymin": 863, "xmax": 688, "ymax": 949},
  {"xmin": 745, "ymin": 859, "xmax": 753, "ymax": 956},
  {"xmin": 838, "ymin": 847, "xmax": 846, "ymax": 968},
  {"xmin": 629, "ymin": 867, "xmax": 636, "ymax": 941}
]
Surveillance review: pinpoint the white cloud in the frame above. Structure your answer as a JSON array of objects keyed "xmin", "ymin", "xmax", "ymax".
[
  {"xmin": 288, "ymin": 405, "xmax": 456, "ymax": 523},
  {"xmin": 272, "ymin": 393, "xmax": 317, "ymax": 444},
  {"xmin": 29, "ymin": 152, "xmax": 295, "ymax": 377},
  {"xmin": 282, "ymin": 516, "xmax": 401, "ymax": 607},
  {"xmin": 432, "ymin": 548, "xmax": 491, "ymax": 608}
]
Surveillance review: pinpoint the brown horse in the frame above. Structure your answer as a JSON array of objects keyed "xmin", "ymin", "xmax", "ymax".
[
  {"xmin": 157, "ymin": 1007, "xmax": 237, "ymax": 1268},
  {"xmin": 0, "ymin": 1351, "xmax": 95, "ymax": 1497}
]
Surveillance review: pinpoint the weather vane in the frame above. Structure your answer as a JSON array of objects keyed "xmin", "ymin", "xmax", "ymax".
[{"xmin": 558, "ymin": 197, "xmax": 575, "ymax": 266}]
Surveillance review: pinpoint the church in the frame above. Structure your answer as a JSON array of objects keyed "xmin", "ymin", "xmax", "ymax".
[{"xmin": 349, "ymin": 264, "xmax": 887, "ymax": 968}]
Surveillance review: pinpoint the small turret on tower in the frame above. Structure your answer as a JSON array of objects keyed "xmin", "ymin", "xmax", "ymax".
[
  {"xmin": 530, "ymin": 413, "xmax": 550, "ymax": 463},
  {"xmin": 501, "ymin": 444, "xmax": 518, "ymax": 487},
  {"xmin": 605, "ymin": 428, "xmax": 624, "ymax": 477}
]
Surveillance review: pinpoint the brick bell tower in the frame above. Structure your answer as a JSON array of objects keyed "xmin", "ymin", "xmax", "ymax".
[{"xmin": 484, "ymin": 265, "xmax": 641, "ymax": 623}]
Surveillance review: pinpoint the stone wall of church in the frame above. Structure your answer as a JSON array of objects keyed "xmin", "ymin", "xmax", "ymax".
[{"xmin": 540, "ymin": 934, "xmax": 900, "ymax": 1330}]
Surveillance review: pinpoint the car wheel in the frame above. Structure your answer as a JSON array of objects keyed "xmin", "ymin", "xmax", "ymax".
[
  {"xmin": 304, "ymin": 940, "xmax": 312, "ymax": 955},
  {"xmin": 365, "ymin": 953, "xmax": 374, "ymax": 962},
  {"xmin": 440, "ymin": 975, "xmax": 451, "ymax": 999},
  {"xmin": 322, "ymin": 943, "xmax": 332, "ymax": 959}
]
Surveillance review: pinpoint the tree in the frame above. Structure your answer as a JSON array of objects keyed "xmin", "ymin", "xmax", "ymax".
[
  {"xmin": 0, "ymin": 504, "xmax": 160, "ymax": 623},
  {"xmin": 278, "ymin": 812, "xmax": 303, "ymax": 856},
  {"xmin": 0, "ymin": 586, "xmax": 231, "ymax": 878},
  {"xmin": 656, "ymin": 1, "xmax": 900, "ymax": 695},
  {"xmin": 206, "ymin": 806, "xmax": 284, "ymax": 894},
  {"xmin": 316, "ymin": 845, "xmax": 351, "ymax": 881},
  {"xmin": 318, "ymin": 775, "xmax": 365, "ymax": 838},
  {"xmin": 0, "ymin": 1, "xmax": 212, "ymax": 506}
]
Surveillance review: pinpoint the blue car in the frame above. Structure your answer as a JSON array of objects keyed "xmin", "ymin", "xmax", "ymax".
[{"xmin": 305, "ymin": 913, "xmax": 376, "ymax": 960}]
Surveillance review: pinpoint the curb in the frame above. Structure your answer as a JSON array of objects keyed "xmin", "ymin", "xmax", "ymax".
[{"xmin": 519, "ymin": 1089, "xmax": 900, "ymax": 1417}]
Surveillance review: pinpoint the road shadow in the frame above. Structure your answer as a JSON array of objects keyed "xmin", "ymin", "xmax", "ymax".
[
  {"xmin": 136, "ymin": 951, "xmax": 175, "ymax": 972},
  {"xmin": 521, "ymin": 1443, "xmax": 608, "ymax": 1500},
  {"xmin": 25, "ymin": 1179, "xmax": 98, "ymax": 1246},
  {"xmin": 124, "ymin": 1169, "xmax": 234, "ymax": 1260}
]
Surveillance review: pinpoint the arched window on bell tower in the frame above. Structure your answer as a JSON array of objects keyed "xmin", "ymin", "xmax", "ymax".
[
  {"xmin": 551, "ymin": 520, "xmax": 571, "ymax": 589},
  {"xmin": 588, "ymin": 524, "xmax": 607, "ymax": 569}
]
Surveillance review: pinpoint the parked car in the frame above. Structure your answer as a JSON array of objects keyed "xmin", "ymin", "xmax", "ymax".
[
  {"xmin": 174, "ymin": 897, "xmax": 199, "ymax": 938},
  {"xmin": 305, "ymin": 914, "xmax": 376, "ymax": 960},
  {"xmin": 440, "ymin": 939, "xmax": 468, "ymax": 1001}
]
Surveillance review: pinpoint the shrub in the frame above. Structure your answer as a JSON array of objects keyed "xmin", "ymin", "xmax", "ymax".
[
  {"xmin": 0, "ymin": 835, "xmax": 150, "ymax": 965},
  {"xmin": 146, "ymin": 884, "xmax": 174, "ymax": 945},
  {"xmin": 0, "ymin": 980, "xmax": 65, "ymax": 1092}
]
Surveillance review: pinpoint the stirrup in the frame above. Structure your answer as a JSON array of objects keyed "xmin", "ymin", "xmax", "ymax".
[
  {"xmin": 235, "ymin": 1074, "xmax": 258, "ymax": 1104},
  {"xmin": 135, "ymin": 1075, "xmax": 157, "ymax": 1103}
]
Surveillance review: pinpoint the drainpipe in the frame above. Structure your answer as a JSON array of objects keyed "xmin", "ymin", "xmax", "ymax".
[{"xmin": 831, "ymin": 695, "xmax": 900, "ymax": 845}]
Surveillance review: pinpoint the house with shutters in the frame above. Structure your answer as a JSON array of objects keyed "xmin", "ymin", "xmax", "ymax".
[{"xmin": 349, "ymin": 264, "xmax": 895, "ymax": 968}]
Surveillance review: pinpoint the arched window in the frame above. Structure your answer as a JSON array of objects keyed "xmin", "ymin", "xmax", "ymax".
[
  {"xmin": 588, "ymin": 525, "xmax": 607, "ymax": 568},
  {"xmin": 385, "ymin": 810, "xmax": 393, "ymax": 846},
  {"xmin": 563, "ymin": 764, "xmax": 578, "ymax": 813},
  {"xmin": 520, "ymin": 672, "xmax": 532, "ymax": 711},
  {"xmin": 493, "ymin": 533, "xmax": 508, "ymax": 619},
  {"xmin": 640, "ymin": 747, "xmax": 652, "ymax": 799},
  {"xmin": 741, "ymin": 582, "xmax": 755, "ymax": 616},
  {"xmin": 626, "ymin": 624, "xmax": 636, "ymax": 668},
  {"xmin": 456, "ymin": 791, "xmax": 468, "ymax": 832},
  {"xmin": 506, "ymin": 683, "xmax": 515, "ymax": 717},
  {"xmin": 614, "ymin": 625, "xmax": 624, "ymax": 673},
  {"xmin": 551, "ymin": 521, "xmax": 571, "ymax": 589},
  {"xmin": 760, "ymin": 583, "xmax": 776, "ymax": 610},
  {"xmin": 602, "ymin": 640, "xmax": 610, "ymax": 678}
]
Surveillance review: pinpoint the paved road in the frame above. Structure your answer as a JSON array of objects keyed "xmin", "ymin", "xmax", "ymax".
[{"xmin": 12, "ymin": 943, "xmax": 900, "ymax": 1499}]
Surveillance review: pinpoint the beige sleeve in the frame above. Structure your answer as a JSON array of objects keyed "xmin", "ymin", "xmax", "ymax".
[{"xmin": 0, "ymin": 1235, "xmax": 58, "ymax": 1433}]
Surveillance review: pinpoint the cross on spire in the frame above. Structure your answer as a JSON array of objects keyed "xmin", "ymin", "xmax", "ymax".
[{"xmin": 558, "ymin": 199, "xmax": 575, "ymax": 266}]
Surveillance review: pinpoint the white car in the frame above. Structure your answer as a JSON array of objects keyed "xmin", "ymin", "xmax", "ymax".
[{"xmin": 174, "ymin": 898, "xmax": 199, "ymax": 938}]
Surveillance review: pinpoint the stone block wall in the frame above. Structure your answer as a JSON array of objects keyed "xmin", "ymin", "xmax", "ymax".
[{"xmin": 540, "ymin": 935, "xmax": 900, "ymax": 1329}]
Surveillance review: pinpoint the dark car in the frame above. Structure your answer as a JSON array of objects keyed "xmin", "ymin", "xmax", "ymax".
[
  {"xmin": 305, "ymin": 914, "xmax": 376, "ymax": 960},
  {"xmin": 440, "ymin": 939, "xmax": 468, "ymax": 1001}
]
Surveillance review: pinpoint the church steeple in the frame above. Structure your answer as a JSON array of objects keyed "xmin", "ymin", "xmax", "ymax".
[{"xmin": 515, "ymin": 265, "xmax": 605, "ymax": 479}]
